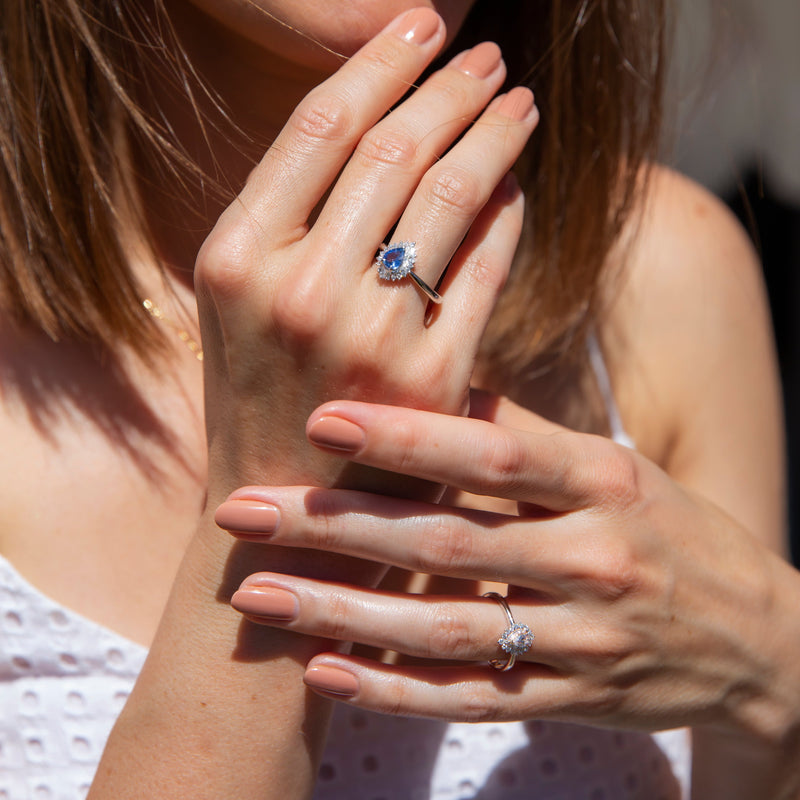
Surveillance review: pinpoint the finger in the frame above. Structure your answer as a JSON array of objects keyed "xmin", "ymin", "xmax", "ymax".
[
  {"xmin": 468, "ymin": 390, "xmax": 566, "ymax": 434},
  {"xmin": 311, "ymin": 42, "xmax": 507, "ymax": 263},
  {"xmin": 389, "ymin": 87, "xmax": 537, "ymax": 294},
  {"xmin": 215, "ymin": 487, "xmax": 579, "ymax": 589},
  {"xmin": 303, "ymin": 655, "xmax": 577, "ymax": 724},
  {"xmin": 231, "ymin": 572, "xmax": 561, "ymax": 667},
  {"xmin": 428, "ymin": 171, "xmax": 523, "ymax": 355},
  {"xmin": 305, "ymin": 403, "xmax": 634, "ymax": 510},
  {"xmin": 235, "ymin": 9, "xmax": 446, "ymax": 238}
]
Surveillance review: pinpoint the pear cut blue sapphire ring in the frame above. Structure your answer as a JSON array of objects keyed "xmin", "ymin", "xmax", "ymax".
[
  {"xmin": 484, "ymin": 592, "xmax": 534, "ymax": 671},
  {"xmin": 375, "ymin": 241, "xmax": 442, "ymax": 304}
]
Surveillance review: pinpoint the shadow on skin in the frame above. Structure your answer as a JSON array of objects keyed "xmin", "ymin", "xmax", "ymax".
[{"xmin": 0, "ymin": 323, "xmax": 202, "ymax": 488}]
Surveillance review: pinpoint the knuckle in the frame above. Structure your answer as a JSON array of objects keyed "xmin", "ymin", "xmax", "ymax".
[
  {"xmin": 546, "ymin": 431, "xmax": 588, "ymax": 497},
  {"xmin": 428, "ymin": 70, "xmax": 473, "ymax": 108},
  {"xmin": 424, "ymin": 605, "xmax": 475, "ymax": 659},
  {"xmin": 463, "ymin": 252, "xmax": 505, "ymax": 293},
  {"xmin": 289, "ymin": 93, "xmax": 354, "ymax": 148},
  {"xmin": 306, "ymin": 513, "xmax": 346, "ymax": 555},
  {"xmin": 473, "ymin": 431, "xmax": 528, "ymax": 496},
  {"xmin": 356, "ymin": 127, "xmax": 419, "ymax": 169},
  {"xmin": 459, "ymin": 686, "xmax": 500, "ymax": 723},
  {"xmin": 421, "ymin": 167, "xmax": 483, "ymax": 219},
  {"xmin": 195, "ymin": 218, "xmax": 259, "ymax": 301},
  {"xmin": 568, "ymin": 682, "xmax": 625, "ymax": 720},
  {"xmin": 596, "ymin": 543, "xmax": 639, "ymax": 599},
  {"xmin": 594, "ymin": 443, "xmax": 641, "ymax": 508},
  {"xmin": 413, "ymin": 518, "xmax": 474, "ymax": 575},
  {"xmin": 376, "ymin": 678, "xmax": 413, "ymax": 718},
  {"xmin": 270, "ymin": 270, "xmax": 332, "ymax": 340},
  {"xmin": 361, "ymin": 43, "xmax": 407, "ymax": 79},
  {"xmin": 389, "ymin": 417, "xmax": 425, "ymax": 473},
  {"xmin": 569, "ymin": 537, "xmax": 640, "ymax": 601},
  {"xmin": 324, "ymin": 590, "xmax": 354, "ymax": 641},
  {"xmin": 573, "ymin": 624, "xmax": 637, "ymax": 671}
]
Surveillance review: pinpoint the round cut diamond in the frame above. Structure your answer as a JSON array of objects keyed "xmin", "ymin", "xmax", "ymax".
[
  {"xmin": 498, "ymin": 623, "xmax": 534, "ymax": 655},
  {"xmin": 376, "ymin": 241, "xmax": 416, "ymax": 281}
]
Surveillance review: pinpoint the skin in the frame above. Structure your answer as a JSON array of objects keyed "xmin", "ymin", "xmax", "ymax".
[
  {"xmin": 173, "ymin": 0, "xmax": 477, "ymax": 70},
  {"xmin": 0, "ymin": 2, "xmax": 794, "ymax": 799}
]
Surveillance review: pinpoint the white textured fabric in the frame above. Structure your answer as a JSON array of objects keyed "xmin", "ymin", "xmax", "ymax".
[
  {"xmin": 0, "ymin": 556, "xmax": 146, "ymax": 800},
  {"xmin": 317, "ymin": 709, "xmax": 690, "ymax": 800}
]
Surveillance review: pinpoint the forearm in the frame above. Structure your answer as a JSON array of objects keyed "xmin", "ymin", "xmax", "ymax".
[
  {"xmin": 89, "ymin": 508, "xmax": 362, "ymax": 799},
  {"xmin": 691, "ymin": 555, "xmax": 800, "ymax": 800}
]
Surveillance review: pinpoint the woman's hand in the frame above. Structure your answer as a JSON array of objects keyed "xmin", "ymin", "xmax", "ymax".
[
  {"xmin": 216, "ymin": 395, "xmax": 800, "ymax": 750},
  {"xmin": 91, "ymin": 16, "xmax": 539, "ymax": 798},
  {"xmin": 194, "ymin": 8, "xmax": 537, "ymax": 513}
]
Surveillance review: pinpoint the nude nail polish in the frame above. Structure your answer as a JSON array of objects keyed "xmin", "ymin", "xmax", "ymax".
[
  {"xmin": 231, "ymin": 587, "xmax": 298, "ymax": 621},
  {"xmin": 306, "ymin": 416, "xmax": 366, "ymax": 453},
  {"xmin": 390, "ymin": 8, "xmax": 442, "ymax": 45},
  {"xmin": 457, "ymin": 42, "xmax": 502, "ymax": 79},
  {"xmin": 495, "ymin": 87, "xmax": 536, "ymax": 121},
  {"xmin": 214, "ymin": 500, "xmax": 279, "ymax": 535},
  {"xmin": 304, "ymin": 665, "xmax": 360, "ymax": 698}
]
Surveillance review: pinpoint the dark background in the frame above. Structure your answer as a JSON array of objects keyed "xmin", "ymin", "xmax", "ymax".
[
  {"xmin": 726, "ymin": 174, "xmax": 800, "ymax": 564},
  {"xmin": 668, "ymin": 0, "xmax": 799, "ymax": 564}
]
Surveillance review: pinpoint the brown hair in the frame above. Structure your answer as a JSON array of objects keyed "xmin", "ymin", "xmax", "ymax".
[
  {"xmin": 0, "ymin": 0, "xmax": 665, "ymax": 367},
  {"xmin": 452, "ymin": 0, "xmax": 666, "ymax": 374}
]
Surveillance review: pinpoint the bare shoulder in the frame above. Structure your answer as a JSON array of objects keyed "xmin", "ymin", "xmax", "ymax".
[
  {"xmin": 618, "ymin": 166, "xmax": 766, "ymax": 313},
  {"xmin": 601, "ymin": 166, "xmax": 785, "ymax": 548},
  {"xmin": 606, "ymin": 167, "xmax": 772, "ymax": 390}
]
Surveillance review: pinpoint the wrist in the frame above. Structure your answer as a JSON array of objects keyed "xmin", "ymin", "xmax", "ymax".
[
  {"xmin": 694, "ymin": 553, "xmax": 800, "ymax": 799},
  {"xmin": 725, "ymin": 554, "xmax": 800, "ymax": 751}
]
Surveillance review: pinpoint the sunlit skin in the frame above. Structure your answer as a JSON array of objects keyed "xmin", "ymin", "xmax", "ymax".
[{"xmin": 176, "ymin": 0, "xmax": 477, "ymax": 71}]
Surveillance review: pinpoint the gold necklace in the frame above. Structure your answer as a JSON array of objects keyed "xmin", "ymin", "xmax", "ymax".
[{"xmin": 142, "ymin": 298, "xmax": 204, "ymax": 361}]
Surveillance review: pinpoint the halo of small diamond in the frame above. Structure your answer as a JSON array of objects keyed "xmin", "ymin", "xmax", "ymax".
[
  {"xmin": 498, "ymin": 623, "xmax": 534, "ymax": 655},
  {"xmin": 376, "ymin": 241, "xmax": 417, "ymax": 281}
]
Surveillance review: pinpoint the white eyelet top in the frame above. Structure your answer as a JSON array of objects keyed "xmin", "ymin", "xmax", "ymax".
[{"xmin": 0, "ymin": 556, "xmax": 146, "ymax": 800}]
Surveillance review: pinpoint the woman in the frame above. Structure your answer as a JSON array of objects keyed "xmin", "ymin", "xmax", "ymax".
[{"xmin": 0, "ymin": 1, "xmax": 795, "ymax": 799}]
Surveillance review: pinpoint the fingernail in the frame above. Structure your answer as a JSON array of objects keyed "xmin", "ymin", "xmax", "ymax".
[
  {"xmin": 390, "ymin": 8, "xmax": 442, "ymax": 45},
  {"xmin": 495, "ymin": 87, "xmax": 535, "ymax": 121},
  {"xmin": 231, "ymin": 587, "xmax": 298, "ymax": 621},
  {"xmin": 457, "ymin": 42, "xmax": 502, "ymax": 79},
  {"xmin": 307, "ymin": 416, "xmax": 366, "ymax": 453},
  {"xmin": 304, "ymin": 664, "xmax": 360, "ymax": 698},
  {"xmin": 215, "ymin": 500, "xmax": 279, "ymax": 535}
]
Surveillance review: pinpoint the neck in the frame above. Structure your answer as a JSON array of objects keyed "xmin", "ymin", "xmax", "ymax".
[{"xmin": 130, "ymin": 0, "xmax": 340, "ymax": 280}]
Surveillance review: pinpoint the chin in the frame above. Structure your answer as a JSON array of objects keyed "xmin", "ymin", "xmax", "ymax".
[{"xmin": 178, "ymin": 0, "xmax": 477, "ymax": 72}]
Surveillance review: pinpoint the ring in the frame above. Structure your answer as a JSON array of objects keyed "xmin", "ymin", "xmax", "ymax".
[
  {"xmin": 375, "ymin": 242, "xmax": 442, "ymax": 304},
  {"xmin": 483, "ymin": 592, "xmax": 534, "ymax": 671}
]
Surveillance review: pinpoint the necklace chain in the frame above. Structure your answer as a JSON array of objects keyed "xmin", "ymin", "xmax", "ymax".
[{"xmin": 142, "ymin": 298, "xmax": 204, "ymax": 361}]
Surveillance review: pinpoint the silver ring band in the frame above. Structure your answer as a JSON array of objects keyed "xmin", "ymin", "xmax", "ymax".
[
  {"xmin": 483, "ymin": 592, "xmax": 534, "ymax": 671},
  {"xmin": 407, "ymin": 269, "xmax": 442, "ymax": 304},
  {"xmin": 375, "ymin": 242, "xmax": 442, "ymax": 304}
]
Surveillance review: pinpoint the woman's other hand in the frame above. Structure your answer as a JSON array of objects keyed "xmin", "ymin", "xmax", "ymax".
[{"xmin": 217, "ymin": 395, "xmax": 800, "ymax": 754}]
